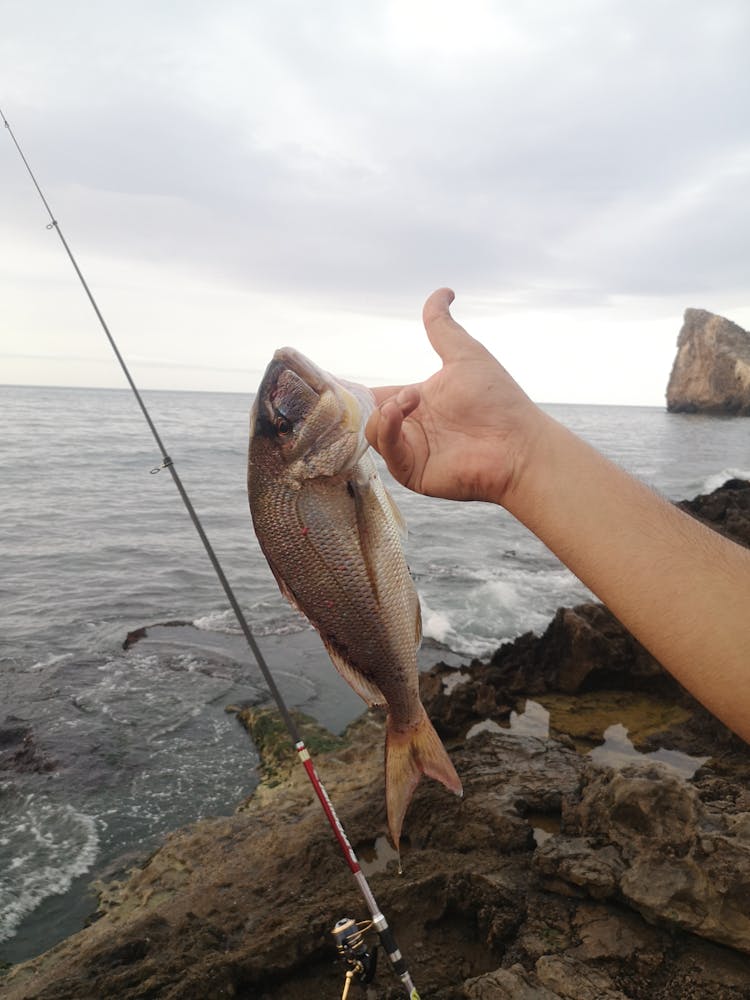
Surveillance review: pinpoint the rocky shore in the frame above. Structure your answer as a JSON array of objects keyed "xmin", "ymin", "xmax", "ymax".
[{"xmin": 2, "ymin": 480, "xmax": 750, "ymax": 1000}]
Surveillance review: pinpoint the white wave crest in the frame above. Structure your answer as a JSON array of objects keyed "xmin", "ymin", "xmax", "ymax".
[
  {"xmin": 419, "ymin": 596, "xmax": 460, "ymax": 649},
  {"xmin": 193, "ymin": 608, "xmax": 239, "ymax": 633},
  {"xmin": 701, "ymin": 468, "xmax": 750, "ymax": 495},
  {"xmin": 193, "ymin": 606, "xmax": 309, "ymax": 638},
  {"xmin": 0, "ymin": 791, "xmax": 99, "ymax": 944}
]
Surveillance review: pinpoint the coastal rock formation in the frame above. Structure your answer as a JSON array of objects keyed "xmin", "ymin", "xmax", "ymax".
[
  {"xmin": 2, "ymin": 479, "xmax": 750, "ymax": 999},
  {"xmin": 4, "ymin": 709, "xmax": 750, "ymax": 1000},
  {"xmin": 536, "ymin": 763, "xmax": 750, "ymax": 955},
  {"xmin": 666, "ymin": 309, "xmax": 750, "ymax": 415},
  {"xmin": 678, "ymin": 477, "xmax": 750, "ymax": 548}
]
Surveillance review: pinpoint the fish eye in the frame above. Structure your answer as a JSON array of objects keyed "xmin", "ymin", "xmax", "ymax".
[{"xmin": 274, "ymin": 415, "xmax": 293, "ymax": 436}]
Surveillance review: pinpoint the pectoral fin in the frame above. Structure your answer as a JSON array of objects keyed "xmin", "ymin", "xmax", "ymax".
[
  {"xmin": 381, "ymin": 483, "xmax": 407, "ymax": 541},
  {"xmin": 348, "ymin": 472, "xmax": 386, "ymax": 605}
]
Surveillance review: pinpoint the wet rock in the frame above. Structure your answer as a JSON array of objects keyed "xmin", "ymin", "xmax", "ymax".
[
  {"xmin": 0, "ymin": 720, "xmax": 56, "ymax": 774},
  {"xmin": 122, "ymin": 620, "xmax": 191, "ymax": 650}
]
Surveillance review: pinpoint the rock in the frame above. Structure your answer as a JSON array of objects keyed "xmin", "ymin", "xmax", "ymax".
[
  {"xmin": 0, "ymin": 720, "xmax": 56, "ymax": 774},
  {"xmin": 420, "ymin": 602, "xmax": 674, "ymax": 742},
  {"xmin": 666, "ymin": 308, "xmax": 750, "ymax": 415},
  {"xmin": 490, "ymin": 603, "xmax": 668, "ymax": 695},
  {"xmin": 232, "ymin": 705, "xmax": 346, "ymax": 786},
  {"xmin": 536, "ymin": 763, "xmax": 750, "ymax": 955},
  {"xmin": 5, "ymin": 705, "xmax": 750, "ymax": 999},
  {"xmin": 122, "ymin": 620, "xmax": 192, "ymax": 650},
  {"xmin": 463, "ymin": 963, "xmax": 563, "ymax": 999},
  {"xmin": 535, "ymin": 954, "xmax": 632, "ymax": 999},
  {"xmin": 678, "ymin": 478, "xmax": 750, "ymax": 548}
]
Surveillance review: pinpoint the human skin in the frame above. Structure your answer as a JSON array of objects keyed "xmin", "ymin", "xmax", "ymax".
[{"xmin": 366, "ymin": 288, "xmax": 750, "ymax": 743}]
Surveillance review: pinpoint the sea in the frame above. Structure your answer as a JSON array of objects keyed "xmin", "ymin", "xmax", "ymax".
[{"xmin": 1, "ymin": 383, "xmax": 749, "ymax": 964}]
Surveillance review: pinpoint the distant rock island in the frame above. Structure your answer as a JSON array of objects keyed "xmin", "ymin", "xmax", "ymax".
[{"xmin": 667, "ymin": 308, "xmax": 750, "ymax": 415}]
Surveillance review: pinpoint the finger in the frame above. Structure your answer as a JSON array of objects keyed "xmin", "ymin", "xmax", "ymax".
[
  {"xmin": 365, "ymin": 387, "xmax": 419, "ymax": 450},
  {"xmin": 422, "ymin": 287, "xmax": 455, "ymax": 325},
  {"xmin": 422, "ymin": 287, "xmax": 486, "ymax": 365},
  {"xmin": 366, "ymin": 397, "xmax": 417, "ymax": 485},
  {"xmin": 369, "ymin": 384, "xmax": 404, "ymax": 407},
  {"xmin": 367, "ymin": 384, "xmax": 420, "ymax": 417}
]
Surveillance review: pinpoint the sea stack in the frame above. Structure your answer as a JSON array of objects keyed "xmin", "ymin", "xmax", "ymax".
[{"xmin": 666, "ymin": 308, "xmax": 750, "ymax": 415}]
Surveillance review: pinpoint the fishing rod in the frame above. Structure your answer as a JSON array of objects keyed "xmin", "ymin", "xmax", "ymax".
[{"xmin": 2, "ymin": 107, "xmax": 420, "ymax": 1000}]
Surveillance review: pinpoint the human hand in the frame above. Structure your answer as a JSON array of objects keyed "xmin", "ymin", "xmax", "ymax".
[{"xmin": 366, "ymin": 288, "xmax": 545, "ymax": 505}]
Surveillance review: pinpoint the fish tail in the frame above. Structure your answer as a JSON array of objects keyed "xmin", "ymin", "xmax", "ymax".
[{"xmin": 385, "ymin": 705, "xmax": 463, "ymax": 855}]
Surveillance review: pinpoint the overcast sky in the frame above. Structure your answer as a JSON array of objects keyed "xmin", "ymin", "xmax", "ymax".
[{"xmin": 2, "ymin": 0, "xmax": 749, "ymax": 405}]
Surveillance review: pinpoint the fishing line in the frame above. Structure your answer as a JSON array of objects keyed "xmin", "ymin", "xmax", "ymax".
[{"xmin": 2, "ymin": 108, "xmax": 420, "ymax": 1000}]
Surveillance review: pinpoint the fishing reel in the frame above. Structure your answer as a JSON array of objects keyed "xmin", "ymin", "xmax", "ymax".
[{"xmin": 332, "ymin": 916, "xmax": 378, "ymax": 998}]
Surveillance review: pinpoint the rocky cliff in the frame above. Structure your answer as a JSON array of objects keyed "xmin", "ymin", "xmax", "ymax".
[
  {"xmin": 667, "ymin": 309, "xmax": 750, "ymax": 415},
  {"xmin": 2, "ymin": 481, "xmax": 750, "ymax": 1000}
]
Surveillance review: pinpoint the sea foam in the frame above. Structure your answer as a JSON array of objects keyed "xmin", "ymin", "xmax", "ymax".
[
  {"xmin": 0, "ymin": 789, "xmax": 99, "ymax": 944},
  {"xmin": 701, "ymin": 468, "xmax": 750, "ymax": 495}
]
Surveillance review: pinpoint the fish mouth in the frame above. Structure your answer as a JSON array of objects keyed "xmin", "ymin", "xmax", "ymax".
[
  {"xmin": 271, "ymin": 347, "xmax": 331, "ymax": 396},
  {"xmin": 267, "ymin": 347, "xmax": 374, "ymax": 435}
]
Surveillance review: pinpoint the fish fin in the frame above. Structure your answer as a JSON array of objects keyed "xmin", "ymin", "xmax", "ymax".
[
  {"xmin": 348, "ymin": 472, "xmax": 385, "ymax": 604},
  {"xmin": 381, "ymin": 483, "xmax": 408, "ymax": 541},
  {"xmin": 322, "ymin": 639, "xmax": 388, "ymax": 708},
  {"xmin": 385, "ymin": 705, "xmax": 463, "ymax": 852},
  {"xmin": 361, "ymin": 453, "xmax": 408, "ymax": 542}
]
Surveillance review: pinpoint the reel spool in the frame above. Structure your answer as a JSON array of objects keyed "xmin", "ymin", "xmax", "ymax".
[{"xmin": 332, "ymin": 916, "xmax": 378, "ymax": 998}]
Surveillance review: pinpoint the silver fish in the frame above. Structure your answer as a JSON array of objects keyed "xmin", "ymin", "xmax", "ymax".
[{"xmin": 247, "ymin": 347, "xmax": 462, "ymax": 851}]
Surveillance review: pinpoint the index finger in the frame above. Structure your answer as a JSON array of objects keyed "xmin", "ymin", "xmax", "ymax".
[{"xmin": 368, "ymin": 384, "xmax": 404, "ymax": 406}]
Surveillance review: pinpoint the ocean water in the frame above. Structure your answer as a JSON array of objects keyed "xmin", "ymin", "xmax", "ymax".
[{"xmin": 1, "ymin": 383, "xmax": 749, "ymax": 963}]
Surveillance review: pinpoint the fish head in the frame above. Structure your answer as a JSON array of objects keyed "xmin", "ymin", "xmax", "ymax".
[{"xmin": 249, "ymin": 347, "xmax": 374, "ymax": 483}]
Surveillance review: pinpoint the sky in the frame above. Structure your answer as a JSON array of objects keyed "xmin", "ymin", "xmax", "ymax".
[{"xmin": 2, "ymin": 0, "xmax": 749, "ymax": 405}]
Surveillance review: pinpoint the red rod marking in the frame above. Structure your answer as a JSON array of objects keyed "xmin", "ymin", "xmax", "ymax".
[{"xmin": 298, "ymin": 747, "xmax": 360, "ymax": 874}]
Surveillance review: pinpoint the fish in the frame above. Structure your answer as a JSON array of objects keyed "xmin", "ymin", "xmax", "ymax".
[{"xmin": 247, "ymin": 347, "xmax": 462, "ymax": 853}]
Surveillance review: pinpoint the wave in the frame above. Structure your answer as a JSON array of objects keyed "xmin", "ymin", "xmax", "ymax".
[
  {"xmin": 701, "ymin": 468, "xmax": 750, "ymax": 495},
  {"xmin": 419, "ymin": 596, "xmax": 461, "ymax": 650},
  {"xmin": 419, "ymin": 566, "xmax": 592, "ymax": 660},
  {"xmin": 193, "ymin": 605, "xmax": 310, "ymax": 638},
  {"xmin": 0, "ymin": 787, "xmax": 99, "ymax": 944}
]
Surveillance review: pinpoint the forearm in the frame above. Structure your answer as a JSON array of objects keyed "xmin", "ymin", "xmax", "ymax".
[{"xmin": 503, "ymin": 413, "xmax": 750, "ymax": 742}]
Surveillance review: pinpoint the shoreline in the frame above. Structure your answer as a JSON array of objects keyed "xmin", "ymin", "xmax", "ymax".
[
  {"xmin": 4, "ymin": 630, "xmax": 750, "ymax": 998},
  {"xmin": 2, "ymin": 479, "xmax": 749, "ymax": 997}
]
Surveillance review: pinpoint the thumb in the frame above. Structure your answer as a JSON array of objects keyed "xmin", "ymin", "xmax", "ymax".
[{"xmin": 422, "ymin": 288, "xmax": 486, "ymax": 365}]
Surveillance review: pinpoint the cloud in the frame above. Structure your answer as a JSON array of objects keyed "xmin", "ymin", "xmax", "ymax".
[{"xmin": 2, "ymin": 0, "xmax": 749, "ymax": 400}]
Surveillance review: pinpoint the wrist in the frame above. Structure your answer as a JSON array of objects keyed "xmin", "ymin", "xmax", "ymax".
[{"xmin": 488, "ymin": 404, "xmax": 556, "ymax": 514}]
